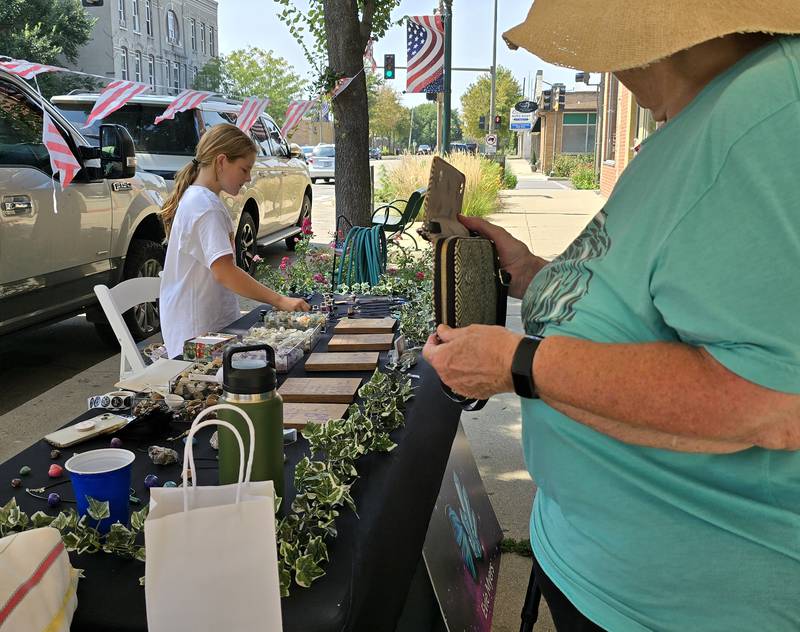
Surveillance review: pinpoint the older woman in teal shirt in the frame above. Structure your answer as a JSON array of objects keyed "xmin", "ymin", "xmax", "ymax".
[{"xmin": 424, "ymin": 3, "xmax": 800, "ymax": 630}]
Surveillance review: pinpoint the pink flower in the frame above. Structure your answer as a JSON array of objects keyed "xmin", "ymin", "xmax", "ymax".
[
  {"xmin": 252, "ymin": 255, "xmax": 263, "ymax": 264},
  {"xmin": 279, "ymin": 255, "xmax": 290, "ymax": 272},
  {"xmin": 328, "ymin": 241, "xmax": 336, "ymax": 249},
  {"xmin": 294, "ymin": 237, "xmax": 301, "ymax": 243},
  {"xmin": 387, "ymin": 266, "xmax": 398, "ymax": 276},
  {"xmin": 301, "ymin": 217, "xmax": 313, "ymax": 235},
  {"xmin": 415, "ymin": 271, "xmax": 425, "ymax": 281},
  {"xmin": 312, "ymin": 273, "xmax": 326, "ymax": 283}
]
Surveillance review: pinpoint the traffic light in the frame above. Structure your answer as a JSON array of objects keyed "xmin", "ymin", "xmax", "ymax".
[
  {"xmin": 558, "ymin": 88, "xmax": 566, "ymax": 111},
  {"xmin": 383, "ymin": 54, "xmax": 395, "ymax": 80},
  {"xmin": 494, "ymin": 114, "xmax": 502, "ymax": 128},
  {"xmin": 479, "ymin": 115, "xmax": 486, "ymax": 130},
  {"xmin": 541, "ymin": 89, "xmax": 552, "ymax": 111}
]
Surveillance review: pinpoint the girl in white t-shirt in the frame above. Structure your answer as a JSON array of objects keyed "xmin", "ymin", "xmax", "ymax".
[{"xmin": 159, "ymin": 123, "xmax": 309, "ymax": 357}]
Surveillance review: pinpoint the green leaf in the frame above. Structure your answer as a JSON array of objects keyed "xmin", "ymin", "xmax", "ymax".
[
  {"xmin": 294, "ymin": 554, "xmax": 325, "ymax": 588},
  {"xmin": 86, "ymin": 497, "xmax": 110, "ymax": 522},
  {"xmin": 139, "ymin": 576, "xmax": 146, "ymax": 587},
  {"xmin": 31, "ymin": 511, "xmax": 55, "ymax": 528},
  {"xmin": 130, "ymin": 506, "xmax": 149, "ymax": 532}
]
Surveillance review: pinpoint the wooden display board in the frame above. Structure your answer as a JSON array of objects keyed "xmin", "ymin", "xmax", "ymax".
[
  {"xmin": 327, "ymin": 334, "xmax": 395, "ymax": 351},
  {"xmin": 334, "ymin": 318, "xmax": 397, "ymax": 334},
  {"xmin": 283, "ymin": 403, "xmax": 350, "ymax": 429},
  {"xmin": 278, "ymin": 377, "xmax": 363, "ymax": 403},
  {"xmin": 305, "ymin": 352, "xmax": 380, "ymax": 372}
]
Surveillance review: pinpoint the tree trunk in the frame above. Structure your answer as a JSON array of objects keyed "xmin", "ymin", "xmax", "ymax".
[{"xmin": 322, "ymin": 0, "xmax": 371, "ymax": 228}]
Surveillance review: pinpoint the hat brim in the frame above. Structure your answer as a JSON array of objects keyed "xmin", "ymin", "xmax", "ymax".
[{"xmin": 503, "ymin": 0, "xmax": 800, "ymax": 72}]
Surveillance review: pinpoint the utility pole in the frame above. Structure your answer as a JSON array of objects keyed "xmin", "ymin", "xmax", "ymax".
[
  {"xmin": 408, "ymin": 105, "xmax": 414, "ymax": 151},
  {"xmin": 488, "ymin": 0, "xmax": 498, "ymax": 133},
  {"xmin": 442, "ymin": 0, "xmax": 452, "ymax": 149}
]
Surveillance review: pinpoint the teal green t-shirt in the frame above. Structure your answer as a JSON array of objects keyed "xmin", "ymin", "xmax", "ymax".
[{"xmin": 521, "ymin": 37, "xmax": 800, "ymax": 631}]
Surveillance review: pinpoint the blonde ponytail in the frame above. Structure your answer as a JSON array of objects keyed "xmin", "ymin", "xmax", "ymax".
[{"xmin": 160, "ymin": 123, "xmax": 258, "ymax": 236}]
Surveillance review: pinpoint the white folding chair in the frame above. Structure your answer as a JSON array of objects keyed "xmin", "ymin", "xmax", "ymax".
[{"xmin": 94, "ymin": 276, "xmax": 161, "ymax": 380}]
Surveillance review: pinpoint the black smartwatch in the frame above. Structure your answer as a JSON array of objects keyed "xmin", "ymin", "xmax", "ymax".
[{"xmin": 511, "ymin": 335, "xmax": 543, "ymax": 399}]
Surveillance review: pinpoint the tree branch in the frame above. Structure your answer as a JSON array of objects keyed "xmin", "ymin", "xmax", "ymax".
[{"xmin": 360, "ymin": 0, "xmax": 376, "ymax": 45}]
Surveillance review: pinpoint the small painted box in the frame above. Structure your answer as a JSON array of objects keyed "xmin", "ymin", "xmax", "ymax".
[{"xmin": 182, "ymin": 332, "xmax": 238, "ymax": 362}]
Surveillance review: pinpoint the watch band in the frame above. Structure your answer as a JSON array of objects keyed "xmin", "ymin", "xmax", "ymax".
[{"xmin": 511, "ymin": 335, "xmax": 543, "ymax": 399}]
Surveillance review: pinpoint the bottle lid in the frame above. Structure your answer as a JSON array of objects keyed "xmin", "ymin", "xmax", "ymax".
[{"xmin": 222, "ymin": 344, "xmax": 276, "ymax": 394}]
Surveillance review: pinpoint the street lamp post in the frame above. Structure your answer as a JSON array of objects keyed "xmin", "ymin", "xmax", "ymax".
[
  {"xmin": 488, "ymin": 0, "xmax": 498, "ymax": 133},
  {"xmin": 442, "ymin": 0, "xmax": 453, "ymax": 150}
]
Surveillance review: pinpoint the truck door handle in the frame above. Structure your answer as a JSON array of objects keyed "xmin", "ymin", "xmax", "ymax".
[{"xmin": 2, "ymin": 195, "xmax": 33, "ymax": 216}]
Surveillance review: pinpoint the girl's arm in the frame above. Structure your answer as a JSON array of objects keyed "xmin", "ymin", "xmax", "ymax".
[{"xmin": 210, "ymin": 255, "xmax": 310, "ymax": 312}]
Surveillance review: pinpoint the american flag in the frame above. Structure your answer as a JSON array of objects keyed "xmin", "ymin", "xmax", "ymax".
[
  {"xmin": 330, "ymin": 75, "xmax": 356, "ymax": 100},
  {"xmin": 406, "ymin": 16, "xmax": 444, "ymax": 94},
  {"xmin": 0, "ymin": 59, "xmax": 63, "ymax": 79},
  {"xmin": 364, "ymin": 38, "xmax": 377, "ymax": 73},
  {"xmin": 84, "ymin": 80, "xmax": 150, "ymax": 128},
  {"xmin": 280, "ymin": 100, "xmax": 316, "ymax": 137},
  {"xmin": 236, "ymin": 97, "xmax": 270, "ymax": 133},
  {"xmin": 42, "ymin": 111, "xmax": 81, "ymax": 189},
  {"xmin": 154, "ymin": 89, "xmax": 213, "ymax": 125},
  {"xmin": 320, "ymin": 101, "xmax": 330, "ymax": 122}
]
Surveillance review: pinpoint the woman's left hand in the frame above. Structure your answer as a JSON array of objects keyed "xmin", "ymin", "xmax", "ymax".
[{"xmin": 422, "ymin": 324, "xmax": 522, "ymax": 399}]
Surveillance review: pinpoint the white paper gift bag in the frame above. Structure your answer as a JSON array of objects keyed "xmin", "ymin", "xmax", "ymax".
[{"xmin": 144, "ymin": 404, "xmax": 282, "ymax": 631}]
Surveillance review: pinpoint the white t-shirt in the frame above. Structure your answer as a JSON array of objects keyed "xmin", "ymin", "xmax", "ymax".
[{"xmin": 160, "ymin": 185, "xmax": 241, "ymax": 358}]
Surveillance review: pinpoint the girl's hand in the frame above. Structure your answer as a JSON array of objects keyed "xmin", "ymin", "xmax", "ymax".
[{"xmin": 279, "ymin": 296, "xmax": 311, "ymax": 312}]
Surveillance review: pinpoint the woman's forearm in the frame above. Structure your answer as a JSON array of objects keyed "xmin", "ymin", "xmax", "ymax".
[
  {"xmin": 509, "ymin": 254, "xmax": 549, "ymax": 299},
  {"xmin": 211, "ymin": 256, "xmax": 286, "ymax": 308},
  {"xmin": 534, "ymin": 336, "xmax": 800, "ymax": 449}
]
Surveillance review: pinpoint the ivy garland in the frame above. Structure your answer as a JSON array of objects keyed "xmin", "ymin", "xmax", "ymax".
[{"xmin": 0, "ymin": 370, "xmax": 414, "ymax": 598}]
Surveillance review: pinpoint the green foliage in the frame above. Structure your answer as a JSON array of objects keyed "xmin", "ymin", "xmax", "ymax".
[
  {"xmin": 193, "ymin": 48, "xmax": 306, "ymax": 124},
  {"xmin": 500, "ymin": 537, "xmax": 533, "ymax": 557},
  {"xmin": 254, "ymin": 230, "xmax": 333, "ymax": 295},
  {"xmin": 551, "ymin": 153, "xmax": 593, "ymax": 178},
  {"xmin": 571, "ymin": 165, "xmax": 599, "ymax": 190},
  {"xmin": 460, "ymin": 67, "xmax": 522, "ymax": 149},
  {"xmin": 502, "ymin": 171, "xmax": 518, "ymax": 190}
]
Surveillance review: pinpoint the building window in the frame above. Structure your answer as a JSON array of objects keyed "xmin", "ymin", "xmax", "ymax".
[
  {"xmin": 200, "ymin": 23, "xmax": 206, "ymax": 54},
  {"xmin": 193, "ymin": 66, "xmax": 198, "ymax": 82},
  {"xmin": 183, "ymin": 63, "xmax": 188, "ymax": 88},
  {"xmin": 634, "ymin": 106, "xmax": 657, "ymax": 151},
  {"xmin": 145, "ymin": 0, "xmax": 152, "ymax": 35},
  {"xmin": 167, "ymin": 10, "xmax": 179, "ymax": 44},
  {"xmin": 191, "ymin": 19, "xmax": 197, "ymax": 51},
  {"xmin": 210, "ymin": 27, "xmax": 215, "ymax": 57},
  {"xmin": 120, "ymin": 47, "xmax": 129, "ymax": 80},
  {"xmin": 561, "ymin": 112, "xmax": 597, "ymax": 154},
  {"xmin": 172, "ymin": 61, "xmax": 179, "ymax": 91},
  {"xmin": 132, "ymin": 0, "xmax": 140, "ymax": 32},
  {"xmin": 148, "ymin": 55, "xmax": 155, "ymax": 89},
  {"xmin": 118, "ymin": 0, "xmax": 126, "ymax": 26},
  {"xmin": 604, "ymin": 76, "xmax": 619, "ymax": 162},
  {"xmin": 162, "ymin": 59, "xmax": 168, "ymax": 90},
  {"xmin": 134, "ymin": 51, "xmax": 142, "ymax": 82}
]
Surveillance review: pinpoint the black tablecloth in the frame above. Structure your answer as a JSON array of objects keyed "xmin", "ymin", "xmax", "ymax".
[{"xmin": 0, "ymin": 304, "xmax": 462, "ymax": 632}]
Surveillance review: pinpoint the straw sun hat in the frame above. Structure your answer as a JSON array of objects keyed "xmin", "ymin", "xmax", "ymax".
[{"xmin": 503, "ymin": 0, "xmax": 800, "ymax": 72}]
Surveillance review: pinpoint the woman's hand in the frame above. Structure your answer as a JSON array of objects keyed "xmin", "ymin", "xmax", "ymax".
[
  {"xmin": 422, "ymin": 324, "xmax": 522, "ymax": 399},
  {"xmin": 279, "ymin": 296, "xmax": 311, "ymax": 312},
  {"xmin": 457, "ymin": 214, "xmax": 546, "ymax": 299}
]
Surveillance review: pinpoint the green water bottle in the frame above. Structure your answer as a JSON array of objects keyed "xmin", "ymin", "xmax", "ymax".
[{"xmin": 217, "ymin": 344, "xmax": 284, "ymax": 497}]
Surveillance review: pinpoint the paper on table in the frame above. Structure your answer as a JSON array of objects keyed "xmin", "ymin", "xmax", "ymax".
[{"xmin": 114, "ymin": 358, "xmax": 195, "ymax": 393}]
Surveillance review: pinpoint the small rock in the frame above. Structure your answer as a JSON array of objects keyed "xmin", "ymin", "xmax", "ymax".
[
  {"xmin": 209, "ymin": 431, "xmax": 219, "ymax": 450},
  {"xmin": 50, "ymin": 449, "xmax": 61, "ymax": 459},
  {"xmin": 148, "ymin": 445, "xmax": 179, "ymax": 466},
  {"xmin": 47, "ymin": 493, "xmax": 61, "ymax": 508},
  {"xmin": 19, "ymin": 466, "xmax": 31, "ymax": 477},
  {"xmin": 163, "ymin": 480, "xmax": 178, "ymax": 488},
  {"xmin": 144, "ymin": 474, "xmax": 160, "ymax": 488},
  {"xmin": 110, "ymin": 437, "xmax": 123, "ymax": 448},
  {"xmin": 10, "ymin": 478, "xmax": 22, "ymax": 488},
  {"xmin": 48, "ymin": 464, "xmax": 64, "ymax": 478}
]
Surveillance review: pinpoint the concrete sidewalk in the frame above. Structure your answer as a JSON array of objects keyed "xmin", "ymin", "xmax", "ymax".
[{"xmin": 0, "ymin": 159, "xmax": 605, "ymax": 631}]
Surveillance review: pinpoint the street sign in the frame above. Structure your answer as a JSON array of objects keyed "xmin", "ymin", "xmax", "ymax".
[
  {"xmin": 485, "ymin": 134, "xmax": 497, "ymax": 146},
  {"xmin": 509, "ymin": 107, "xmax": 534, "ymax": 131},
  {"xmin": 515, "ymin": 100, "xmax": 537, "ymax": 113}
]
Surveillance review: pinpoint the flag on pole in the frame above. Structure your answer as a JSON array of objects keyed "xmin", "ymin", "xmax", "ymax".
[
  {"xmin": 236, "ymin": 97, "xmax": 270, "ymax": 132},
  {"xmin": 280, "ymin": 100, "xmax": 316, "ymax": 137},
  {"xmin": 406, "ymin": 16, "xmax": 445, "ymax": 93},
  {"xmin": 42, "ymin": 111, "xmax": 81, "ymax": 189},
  {"xmin": 364, "ymin": 38, "xmax": 377, "ymax": 73},
  {"xmin": 154, "ymin": 89, "xmax": 213, "ymax": 124},
  {"xmin": 83, "ymin": 80, "xmax": 150, "ymax": 128},
  {"xmin": 0, "ymin": 59, "xmax": 64, "ymax": 79}
]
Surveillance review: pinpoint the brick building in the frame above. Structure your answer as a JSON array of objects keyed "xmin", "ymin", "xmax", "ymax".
[{"xmin": 535, "ymin": 90, "xmax": 598, "ymax": 174}]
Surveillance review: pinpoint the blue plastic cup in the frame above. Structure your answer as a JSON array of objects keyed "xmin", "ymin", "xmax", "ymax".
[{"xmin": 65, "ymin": 449, "xmax": 135, "ymax": 533}]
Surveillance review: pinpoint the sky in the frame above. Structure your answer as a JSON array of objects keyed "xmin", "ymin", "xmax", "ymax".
[{"xmin": 218, "ymin": 0, "xmax": 598, "ymax": 111}]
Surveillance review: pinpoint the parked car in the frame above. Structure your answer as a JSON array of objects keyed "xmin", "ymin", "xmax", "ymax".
[
  {"xmin": 449, "ymin": 142, "xmax": 468, "ymax": 153},
  {"xmin": 464, "ymin": 142, "xmax": 478, "ymax": 154},
  {"xmin": 369, "ymin": 147, "xmax": 382, "ymax": 160},
  {"xmin": 52, "ymin": 93, "xmax": 313, "ymax": 268},
  {"xmin": 308, "ymin": 144, "xmax": 335, "ymax": 183},
  {"xmin": 301, "ymin": 145, "xmax": 315, "ymax": 161},
  {"xmin": 417, "ymin": 144, "xmax": 432, "ymax": 155},
  {"xmin": 0, "ymin": 70, "xmax": 169, "ymax": 341}
]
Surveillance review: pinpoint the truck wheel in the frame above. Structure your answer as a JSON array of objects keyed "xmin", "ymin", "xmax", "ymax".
[
  {"xmin": 122, "ymin": 239, "xmax": 165, "ymax": 341},
  {"xmin": 285, "ymin": 194, "xmax": 311, "ymax": 251},
  {"xmin": 235, "ymin": 212, "xmax": 257, "ymax": 274}
]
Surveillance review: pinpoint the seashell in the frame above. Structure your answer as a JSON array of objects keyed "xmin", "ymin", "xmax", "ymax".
[
  {"xmin": 148, "ymin": 445, "xmax": 179, "ymax": 466},
  {"xmin": 205, "ymin": 394, "xmax": 219, "ymax": 407}
]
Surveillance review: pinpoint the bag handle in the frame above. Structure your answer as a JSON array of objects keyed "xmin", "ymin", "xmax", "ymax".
[{"xmin": 181, "ymin": 404, "xmax": 257, "ymax": 512}]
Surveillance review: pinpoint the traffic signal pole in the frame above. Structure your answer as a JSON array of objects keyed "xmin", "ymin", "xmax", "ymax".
[
  {"xmin": 442, "ymin": 0, "xmax": 452, "ymax": 150},
  {"xmin": 488, "ymin": 0, "xmax": 498, "ymax": 133}
]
